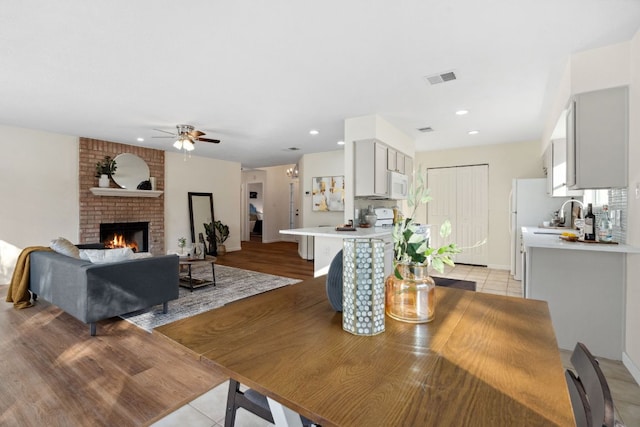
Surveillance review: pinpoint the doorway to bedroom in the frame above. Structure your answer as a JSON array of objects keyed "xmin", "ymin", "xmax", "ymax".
[{"xmin": 248, "ymin": 182, "xmax": 263, "ymax": 242}]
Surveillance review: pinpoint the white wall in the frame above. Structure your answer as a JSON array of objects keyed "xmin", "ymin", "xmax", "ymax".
[
  {"xmin": 414, "ymin": 140, "xmax": 543, "ymax": 269},
  {"xmin": 541, "ymin": 34, "xmax": 640, "ymax": 379},
  {"xmin": 542, "ymin": 41, "xmax": 631, "ymax": 153},
  {"xmin": 165, "ymin": 152, "xmax": 241, "ymax": 253},
  {"xmin": 0, "ymin": 125, "xmax": 79, "ymax": 284},
  {"xmin": 625, "ymin": 30, "xmax": 640, "ymax": 383},
  {"xmin": 260, "ymin": 165, "xmax": 297, "ymax": 243}
]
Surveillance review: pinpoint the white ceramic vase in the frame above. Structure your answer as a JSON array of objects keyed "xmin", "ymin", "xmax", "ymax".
[{"xmin": 98, "ymin": 174, "xmax": 109, "ymax": 188}]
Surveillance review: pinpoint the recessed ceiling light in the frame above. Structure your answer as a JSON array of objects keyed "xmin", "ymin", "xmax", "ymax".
[
  {"xmin": 309, "ymin": 129, "xmax": 319, "ymax": 135},
  {"xmin": 468, "ymin": 130, "xmax": 479, "ymax": 135},
  {"xmin": 455, "ymin": 110, "xmax": 468, "ymax": 115},
  {"xmin": 137, "ymin": 137, "xmax": 144, "ymax": 142},
  {"xmin": 337, "ymin": 140, "xmax": 345, "ymax": 145}
]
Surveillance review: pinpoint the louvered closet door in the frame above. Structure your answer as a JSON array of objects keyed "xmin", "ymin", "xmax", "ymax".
[
  {"xmin": 425, "ymin": 168, "xmax": 457, "ymax": 253},
  {"xmin": 427, "ymin": 165, "xmax": 489, "ymax": 266},
  {"xmin": 456, "ymin": 165, "xmax": 488, "ymax": 265}
]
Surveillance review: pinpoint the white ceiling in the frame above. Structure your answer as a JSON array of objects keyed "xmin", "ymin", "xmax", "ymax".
[{"xmin": 1, "ymin": 1, "xmax": 639, "ymax": 169}]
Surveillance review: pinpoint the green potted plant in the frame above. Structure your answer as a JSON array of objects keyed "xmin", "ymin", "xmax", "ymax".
[
  {"xmin": 386, "ymin": 165, "xmax": 461, "ymax": 323},
  {"xmin": 95, "ymin": 156, "xmax": 117, "ymax": 187},
  {"xmin": 213, "ymin": 220, "xmax": 230, "ymax": 255},
  {"xmin": 203, "ymin": 222, "xmax": 217, "ymax": 256}
]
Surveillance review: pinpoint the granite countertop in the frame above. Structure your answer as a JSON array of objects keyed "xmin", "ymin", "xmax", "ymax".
[
  {"xmin": 279, "ymin": 226, "xmax": 392, "ymax": 239},
  {"xmin": 522, "ymin": 226, "xmax": 640, "ymax": 254}
]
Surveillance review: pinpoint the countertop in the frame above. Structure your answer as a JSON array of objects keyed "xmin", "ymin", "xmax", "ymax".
[
  {"xmin": 522, "ymin": 226, "xmax": 640, "ymax": 254},
  {"xmin": 279, "ymin": 226, "xmax": 392, "ymax": 239}
]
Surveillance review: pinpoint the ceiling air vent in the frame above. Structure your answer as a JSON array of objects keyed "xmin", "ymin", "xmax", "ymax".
[
  {"xmin": 424, "ymin": 70, "xmax": 457, "ymax": 85},
  {"xmin": 417, "ymin": 127, "xmax": 434, "ymax": 133}
]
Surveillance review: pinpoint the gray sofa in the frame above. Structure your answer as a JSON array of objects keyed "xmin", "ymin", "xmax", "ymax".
[{"xmin": 29, "ymin": 250, "xmax": 179, "ymax": 336}]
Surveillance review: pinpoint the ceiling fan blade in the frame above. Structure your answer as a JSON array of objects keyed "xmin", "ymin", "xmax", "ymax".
[
  {"xmin": 153, "ymin": 128, "xmax": 176, "ymax": 135},
  {"xmin": 188, "ymin": 130, "xmax": 206, "ymax": 138},
  {"xmin": 196, "ymin": 137, "xmax": 221, "ymax": 144}
]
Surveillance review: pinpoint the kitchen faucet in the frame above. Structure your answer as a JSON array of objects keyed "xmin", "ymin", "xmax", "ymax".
[{"xmin": 558, "ymin": 199, "xmax": 585, "ymax": 227}]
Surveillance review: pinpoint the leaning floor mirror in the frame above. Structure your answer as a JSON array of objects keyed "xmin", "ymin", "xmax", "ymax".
[{"xmin": 188, "ymin": 192, "xmax": 216, "ymax": 256}]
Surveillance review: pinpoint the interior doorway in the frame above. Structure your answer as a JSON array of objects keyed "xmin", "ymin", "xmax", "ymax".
[{"xmin": 248, "ymin": 182, "xmax": 264, "ymax": 242}]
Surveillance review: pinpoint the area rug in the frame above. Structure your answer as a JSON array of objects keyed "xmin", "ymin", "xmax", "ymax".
[
  {"xmin": 432, "ymin": 277, "xmax": 476, "ymax": 291},
  {"xmin": 120, "ymin": 264, "xmax": 300, "ymax": 332}
]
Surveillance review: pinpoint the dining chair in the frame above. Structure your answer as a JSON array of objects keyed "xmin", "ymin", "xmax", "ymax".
[
  {"xmin": 566, "ymin": 342, "xmax": 625, "ymax": 427},
  {"xmin": 225, "ymin": 379, "xmax": 319, "ymax": 427},
  {"xmin": 565, "ymin": 369, "xmax": 591, "ymax": 427}
]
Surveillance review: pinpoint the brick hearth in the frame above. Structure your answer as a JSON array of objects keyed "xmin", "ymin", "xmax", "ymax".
[{"xmin": 79, "ymin": 138, "xmax": 165, "ymax": 255}]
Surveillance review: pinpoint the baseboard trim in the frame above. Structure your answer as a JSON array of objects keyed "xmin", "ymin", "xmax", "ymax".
[
  {"xmin": 486, "ymin": 264, "xmax": 510, "ymax": 271},
  {"xmin": 623, "ymin": 351, "xmax": 640, "ymax": 385}
]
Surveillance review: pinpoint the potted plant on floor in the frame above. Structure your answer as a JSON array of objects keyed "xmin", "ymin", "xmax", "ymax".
[
  {"xmin": 203, "ymin": 222, "xmax": 217, "ymax": 256},
  {"xmin": 214, "ymin": 220, "xmax": 230, "ymax": 255}
]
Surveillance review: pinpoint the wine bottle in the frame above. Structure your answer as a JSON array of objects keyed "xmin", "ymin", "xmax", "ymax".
[{"xmin": 584, "ymin": 203, "xmax": 596, "ymax": 241}]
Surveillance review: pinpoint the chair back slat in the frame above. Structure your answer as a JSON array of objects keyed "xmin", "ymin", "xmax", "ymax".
[
  {"xmin": 565, "ymin": 369, "xmax": 592, "ymax": 427},
  {"xmin": 570, "ymin": 342, "xmax": 615, "ymax": 427}
]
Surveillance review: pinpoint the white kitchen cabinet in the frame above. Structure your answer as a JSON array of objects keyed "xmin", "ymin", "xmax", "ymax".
[
  {"xmin": 386, "ymin": 148, "xmax": 406, "ymax": 174},
  {"xmin": 354, "ymin": 139, "xmax": 388, "ymax": 197},
  {"xmin": 524, "ymin": 245, "xmax": 624, "ymax": 360},
  {"xmin": 566, "ymin": 86, "xmax": 628, "ymax": 189},
  {"xmin": 547, "ymin": 138, "xmax": 583, "ymax": 197}
]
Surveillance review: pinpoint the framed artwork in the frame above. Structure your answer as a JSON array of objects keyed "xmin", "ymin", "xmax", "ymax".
[
  {"xmin": 312, "ymin": 176, "xmax": 345, "ymax": 212},
  {"xmin": 249, "ymin": 191, "xmax": 258, "ymax": 199}
]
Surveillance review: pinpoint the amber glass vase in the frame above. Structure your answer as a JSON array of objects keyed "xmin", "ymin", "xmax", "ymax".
[{"xmin": 385, "ymin": 262, "xmax": 436, "ymax": 323}]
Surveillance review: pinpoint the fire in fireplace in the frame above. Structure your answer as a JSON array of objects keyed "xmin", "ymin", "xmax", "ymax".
[{"xmin": 100, "ymin": 222, "xmax": 149, "ymax": 252}]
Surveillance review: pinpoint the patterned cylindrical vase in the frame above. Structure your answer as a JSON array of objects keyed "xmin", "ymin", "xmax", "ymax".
[{"xmin": 342, "ymin": 238, "xmax": 385, "ymax": 336}]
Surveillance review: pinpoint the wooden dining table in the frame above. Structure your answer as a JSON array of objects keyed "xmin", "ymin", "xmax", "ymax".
[{"xmin": 155, "ymin": 276, "xmax": 574, "ymax": 426}]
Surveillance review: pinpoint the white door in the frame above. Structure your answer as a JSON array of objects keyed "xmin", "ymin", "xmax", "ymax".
[{"xmin": 427, "ymin": 165, "xmax": 489, "ymax": 266}]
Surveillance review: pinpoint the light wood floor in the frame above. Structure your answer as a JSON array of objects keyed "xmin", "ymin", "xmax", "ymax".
[
  {"xmin": 216, "ymin": 240, "xmax": 314, "ymax": 280},
  {"xmin": 0, "ymin": 241, "xmax": 310, "ymax": 427}
]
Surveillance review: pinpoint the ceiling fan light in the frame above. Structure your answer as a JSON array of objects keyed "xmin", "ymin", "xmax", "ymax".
[
  {"xmin": 184, "ymin": 140, "xmax": 195, "ymax": 151},
  {"xmin": 173, "ymin": 139, "xmax": 183, "ymax": 150}
]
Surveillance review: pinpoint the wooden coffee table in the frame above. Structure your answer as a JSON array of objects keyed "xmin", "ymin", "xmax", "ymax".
[{"xmin": 178, "ymin": 256, "xmax": 216, "ymax": 292}]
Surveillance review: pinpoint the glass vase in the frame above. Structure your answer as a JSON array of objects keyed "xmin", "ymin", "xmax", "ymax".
[{"xmin": 385, "ymin": 262, "xmax": 436, "ymax": 323}]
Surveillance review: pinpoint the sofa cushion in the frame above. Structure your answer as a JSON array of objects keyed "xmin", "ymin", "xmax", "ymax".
[
  {"xmin": 79, "ymin": 247, "xmax": 134, "ymax": 264},
  {"xmin": 50, "ymin": 237, "xmax": 80, "ymax": 258}
]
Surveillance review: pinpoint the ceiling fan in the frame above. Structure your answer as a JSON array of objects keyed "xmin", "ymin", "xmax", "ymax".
[{"xmin": 153, "ymin": 124, "xmax": 220, "ymax": 152}]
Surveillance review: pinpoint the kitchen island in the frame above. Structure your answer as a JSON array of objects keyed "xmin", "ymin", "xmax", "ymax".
[
  {"xmin": 280, "ymin": 226, "xmax": 392, "ymax": 277},
  {"xmin": 522, "ymin": 226, "xmax": 640, "ymax": 359}
]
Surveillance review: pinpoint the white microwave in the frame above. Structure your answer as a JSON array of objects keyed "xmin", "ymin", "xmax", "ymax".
[{"xmin": 388, "ymin": 171, "xmax": 408, "ymax": 200}]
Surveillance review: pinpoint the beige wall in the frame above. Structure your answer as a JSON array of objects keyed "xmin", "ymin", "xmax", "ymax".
[
  {"xmin": 165, "ymin": 152, "xmax": 241, "ymax": 253},
  {"xmin": 0, "ymin": 125, "xmax": 79, "ymax": 283},
  {"xmin": 414, "ymin": 140, "xmax": 544, "ymax": 269},
  {"xmin": 0, "ymin": 125, "xmax": 242, "ymax": 283}
]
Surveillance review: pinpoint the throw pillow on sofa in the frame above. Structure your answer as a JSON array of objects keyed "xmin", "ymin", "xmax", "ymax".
[
  {"xmin": 79, "ymin": 247, "xmax": 134, "ymax": 264},
  {"xmin": 50, "ymin": 237, "xmax": 80, "ymax": 258}
]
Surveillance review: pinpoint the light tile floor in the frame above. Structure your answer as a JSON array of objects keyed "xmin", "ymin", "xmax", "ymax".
[{"xmin": 152, "ymin": 266, "xmax": 640, "ymax": 427}]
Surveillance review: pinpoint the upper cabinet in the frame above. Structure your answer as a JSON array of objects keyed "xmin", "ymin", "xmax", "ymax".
[
  {"xmin": 546, "ymin": 138, "xmax": 583, "ymax": 197},
  {"xmin": 566, "ymin": 86, "xmax": 628, "ymax": 189},
  {"xmin": 355, "ymin": 139, "xmax": 389, "ymax": 197},
  {"xmin": 355, "ymin": 139, "xmax": 413, "ymax": 198}
]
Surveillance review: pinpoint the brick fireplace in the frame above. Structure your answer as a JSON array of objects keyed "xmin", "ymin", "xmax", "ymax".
[{"xmin": 79, "ymin": 138, "xmax": 165, "ymax": 255}]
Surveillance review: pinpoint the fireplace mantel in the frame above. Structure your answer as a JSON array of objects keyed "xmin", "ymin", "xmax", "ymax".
[{"xmin": 90, "ymin": 187, "xmax": 163, "ymax": 198}]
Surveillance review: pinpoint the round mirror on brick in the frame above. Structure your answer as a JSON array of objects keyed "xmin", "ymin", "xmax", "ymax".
[{"xmin": 112, "ymin": 153, "xmax": 150, "ymax": 189}]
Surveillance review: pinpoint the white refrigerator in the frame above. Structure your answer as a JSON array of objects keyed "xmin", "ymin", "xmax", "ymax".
[{"xmin": 509, "ymin": 178, "xmax": 571, "ymax": 280}]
